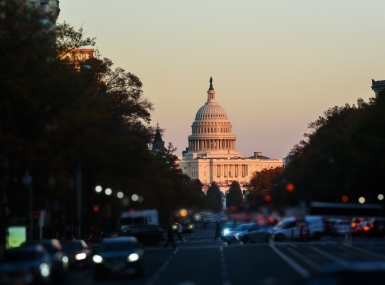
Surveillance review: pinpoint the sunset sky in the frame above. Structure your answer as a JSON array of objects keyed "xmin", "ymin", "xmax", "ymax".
[{"xmin": 60, "ymin": 1, "xmax": 385, "ymax": 158}]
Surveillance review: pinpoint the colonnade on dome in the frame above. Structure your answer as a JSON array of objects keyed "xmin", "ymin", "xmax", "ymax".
[{"xmin": 188, "ymin": 139, "xmax": 236, "ymax": 151}]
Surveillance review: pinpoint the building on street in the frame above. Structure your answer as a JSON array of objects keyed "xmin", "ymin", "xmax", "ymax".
[{"xmin": 178, "ymin": 78, "xmax": 283, "ymax": 193}]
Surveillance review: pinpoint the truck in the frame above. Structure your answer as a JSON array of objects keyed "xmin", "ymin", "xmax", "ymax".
[{"xmin": 120, "ymin": 209, "xmax": 159, "ymax": 230}]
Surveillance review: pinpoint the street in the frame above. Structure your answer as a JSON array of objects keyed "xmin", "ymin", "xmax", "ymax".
[{"xmin": 63, "ymin": 223, "xmax": 385, "ymax": 285}]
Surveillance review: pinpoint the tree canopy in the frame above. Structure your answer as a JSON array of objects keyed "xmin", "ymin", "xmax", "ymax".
[
  {"xmin": 206, "ymin": 182, "xmax": 222, "ymax": 213},
  {"xmin": 226, "ymin": 181, "xmax": 243, "ymax": 208}
]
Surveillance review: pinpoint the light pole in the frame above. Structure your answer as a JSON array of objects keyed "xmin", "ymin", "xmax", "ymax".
[{"xmin": 22, "ymin": 172, "xmax": 33, "ymax": 241}]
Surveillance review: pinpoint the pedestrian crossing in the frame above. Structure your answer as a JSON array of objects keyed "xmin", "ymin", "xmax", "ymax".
[{"xmin": 183, "ymin": 224, "xmax": 218, "ymax": 243}]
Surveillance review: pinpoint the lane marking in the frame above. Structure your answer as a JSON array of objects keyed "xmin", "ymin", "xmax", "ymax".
[
  {"xmin": 220, "ymin": 246, "xmax": 223, "ymax": 252},
  {"xmin": 223, "ymin": 280, "xmax": 231, "ymax": 285},
  {"xmin": 310, "ymin": 246, "xmax": 347, "ymax": 265},
  {"xmin": 173, "ymin": 247, "xmax": 180, "ymax": 254},
  {"xmin": 341, "ymin": 244, "xmax": 385, "ymax": 261},
  {"xmin": 286, "ymin": 247, "xmax": 321, "ymax": 270},
  {"xmin": 222, "ymin": 270, "xmax": 229, "ymax": 277},
  {"xmin": 270, "ymin": 245, "xmax": 310, "ymax": 278}
]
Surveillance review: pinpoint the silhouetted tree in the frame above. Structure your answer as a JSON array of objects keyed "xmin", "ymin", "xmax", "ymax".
[
  {"xmin": 226, "ymin": 181, "xmax": 243, "ymax": 208},
  {"xmin": 206, "ymin": 182, "xmax": 222, "ymax": 212}
]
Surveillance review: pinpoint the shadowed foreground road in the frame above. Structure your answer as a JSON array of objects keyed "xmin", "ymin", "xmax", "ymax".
[{"xmin": 64, "ymin": 224, "xmax": 385, "ymax": 285}]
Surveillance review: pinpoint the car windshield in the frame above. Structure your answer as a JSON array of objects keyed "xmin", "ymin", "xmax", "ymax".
[
  {"xmin": 5, "ymin": 250, "xmax": 37, "ymax": 262},
  {"xmin": 234, "ymin": 225, "xmax": 250, "ymax": 231},
  {"xmin": 276, "ymin": 220, "xmax": 295, "ymax": 228},
  {"xmin": 61, "ymin": 242, "xmax": 84, "ymax": 251},
  {"xmin": 100, "ymin": 241, "xmax": 135, "ymax": 252}
]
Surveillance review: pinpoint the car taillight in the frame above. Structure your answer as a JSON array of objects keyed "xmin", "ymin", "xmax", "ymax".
[{"xmin": 364, "ymin": 226, "xmax": 370, "ymax": 231}]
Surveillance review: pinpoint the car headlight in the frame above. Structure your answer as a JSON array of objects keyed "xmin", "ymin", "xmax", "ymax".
[
  {"xmin": 75, "ymin": 253, "xmax": 87, "ymax": 260},
  {"xmin": 127, "ymin": 253, "xmax": 139, "ymax": 262},
  {"xmin": 172, "ymin": 225, "xmax": 177, "ymax": 230},
  {"xmin": 62, "ymin": 256, "xmax": 69, "ymax": 263},
  {"xmin": 223, "ymin": 229, "xmax": 230, "ymax": 235},
  {"xmin": 92, "ymin": 255, "xmax": 103, "ymax": 264},
  {"xmin": 235, "ymin": 232, "xmax": 241, "ymax": 236},
  {"xmin": 39, "ymin": 263, "xmax": 50, "ymax": 277},
  {"xmin": 188, "ymin": 224, "xmax": 194, "ymax": 229}
]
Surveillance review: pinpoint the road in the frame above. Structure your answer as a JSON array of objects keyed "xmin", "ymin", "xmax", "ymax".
[{"xmin": 64, "ymin": 224, "xmax": 385, "ymax": 285}]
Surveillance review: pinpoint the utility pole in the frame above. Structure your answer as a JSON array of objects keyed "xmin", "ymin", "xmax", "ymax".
[{"xmin": 76, "ymin": 156, "xmax": 82, "ymax": 239}]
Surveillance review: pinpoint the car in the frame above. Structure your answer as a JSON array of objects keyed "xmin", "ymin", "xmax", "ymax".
[
  {"xmin": 92, "ymin": 237, "xmax": 144, "ymax": 279},
  {"xmin": 333, "ymin": 219, "xmax": 355, "ymax": 237},
  {"xmin": 266, "ymin": 216, "xmax": 325, "ymax": 241},
  {"xmin": 21, "ymin": 239, "xmax": 68, "ymax": 279},
  {"xmin": 221, "ymin": 222, "xmax": 239, "ymax": 236},
  {"xmin": 0, "ymin": 245, "xmax": 53, "ymax": 284},
  {"xmin": 235, "ymin": 223, "xmax": 268, "ymax": 243},
  {"xmin": 112, "ymin": 224, "xmax": 164, "ymax": 244},
  {"xmin": 60, "ymin": 240, "xmax": 92, "ymax": 268},
  {"xmin": 370, "ymin": 218, "xmax": 385, "ymax": 238},
  {"xmin": 222, "ymin": 223, "xmax": 253, "ymax": 244}
]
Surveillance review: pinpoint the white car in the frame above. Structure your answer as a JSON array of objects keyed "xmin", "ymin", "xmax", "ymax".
[
  {"xmin": 235, "ymin": 223, "xmax": 268, "ymax": 243},
  {"xmin": 333, "ymin": 220, "xmax": 354, "ymax": 236},
  {"xmin": 222, "ymin": 224, "xmax": 253, "ymax": 243},
  {"xmin": 266, "ymin": 216, "xmax": 325, "ymax": 241}
]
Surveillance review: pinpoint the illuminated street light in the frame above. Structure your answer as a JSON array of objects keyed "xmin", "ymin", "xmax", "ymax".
[
  {"xmin": 95, "ymin": 185, "xmax": 102, "ymax": 193},
  {"xmin": 358, "ymin": 197, "xmax": 365, "ymax": 204},
  {"xmin": 105, "ymin": 188, "xmax": 112, "ymax": 195},
  {"xmin": 378, "ymin": 194, "xmax": 384, "ymax": 201},
  {"xmin": 131, "ymin": 194, "xmax": 139, "ymax": 201},
  {"xmin": 117, "ymin": 192, "xmax": 124, "ymax": 199}
]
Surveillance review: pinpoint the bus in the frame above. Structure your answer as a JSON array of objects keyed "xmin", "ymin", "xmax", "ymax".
[{"xmin": 172, "ymin": 209, "xmax": 197, "ymax": 233}]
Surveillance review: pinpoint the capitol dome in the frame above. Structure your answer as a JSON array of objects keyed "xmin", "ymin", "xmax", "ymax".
[
  {"xmin": 195, "ymin": 102, "xmax": 228, "ymax": 120},
  {"xmin": 184, "ymin": 78, "xmax": 241, "ymax": 159}
]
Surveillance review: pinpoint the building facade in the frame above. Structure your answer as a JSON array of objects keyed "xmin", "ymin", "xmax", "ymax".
[
  {"xmin": 371, "ymin": 79, "xmax": 385, "ymax": 98},
  {"xmin": 179, "ymin": 78, "xmax": 283, "ymax": 192}
]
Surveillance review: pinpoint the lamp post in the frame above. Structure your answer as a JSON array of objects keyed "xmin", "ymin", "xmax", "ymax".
[{"xmin": 22, "ymin": 172, "xmax": 33, "ymax": 241}]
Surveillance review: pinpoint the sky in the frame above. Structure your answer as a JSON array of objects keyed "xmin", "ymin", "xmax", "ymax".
[{"xmin": 60, "ymin": 1, "xmax": 385, "ymax": 158}]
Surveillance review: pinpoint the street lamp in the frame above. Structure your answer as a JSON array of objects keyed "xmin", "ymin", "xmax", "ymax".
[
  {"xmin": 117, "ymin": 192, "xmax": 124, "ymax": 199},
  {"xmin": 105, "ymin": 188, "xmax": 112, "ymax": 196},
  {"xmin": 22, "ymin": 172, "xmax": 33, "ymax": 241},
  {"xmin": 95, "ymin": 185, "xmax": 102, "ymax": 193}
]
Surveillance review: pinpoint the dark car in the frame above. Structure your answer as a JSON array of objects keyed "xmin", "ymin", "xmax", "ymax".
[
  {"xmin": 92, "ymin": 237, "xmax": 144, "ymax": 279},
  {"xmin": 113, "ymin": 224, "xmax": 164, "ymax": 245},
  {"xmin": 298, "ymin": 261, "xmax": 385, "ymax": 285},
  {"xmin": 0, "ymin": 246, "xmax": 52, "ymax": 284},
  {"xmin": 370, "ymin": 218, "xmax": 385, "ymax": 238},
  {"xmin": 60, "ymin": 240, "xmax": 92, "ymax": 268},
  {"xmin": 21, "ymin": 239, "xmax": 68, "ymax": 279}
]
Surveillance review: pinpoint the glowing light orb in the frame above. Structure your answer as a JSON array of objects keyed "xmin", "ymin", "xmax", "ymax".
[
  {"xmin": 179, "ymin": 209, "xmax": 187, "ymax": 217},
  {"xmin": 131, "ymin": 194, "xmax": 139, "ymax": 201},
  {"xmin": 358, "ymin": 197, "xmax": 365, "ymax": 204},
  {"xmin": 378, "ymin": 194, "xmax": 384, "ymax": 201},
  {"xmin": 117, "ymin": 192, "xmax": 124, "ymax": 199},
  {"xmin": 342, "ymin": 195, "xmax": 349, "ymax": 202}
]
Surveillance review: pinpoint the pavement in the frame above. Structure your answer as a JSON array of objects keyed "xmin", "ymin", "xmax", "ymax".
[{"xmin": 63, "ymin": 223, "xmax": 385, "ymax": 285}]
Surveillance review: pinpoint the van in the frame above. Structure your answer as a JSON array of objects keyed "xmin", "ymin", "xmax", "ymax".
[
  {"xmin": 120, "ymin": 209, "xmax": 158, "ymax": 230},
  {"xmin": 267, "ymin": 216, "xmax": 325, "ymax": 241}
]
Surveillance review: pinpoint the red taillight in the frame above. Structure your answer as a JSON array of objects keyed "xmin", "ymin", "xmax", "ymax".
[
  {"xmin": 364, "ymin": 226, "xmax": 370, "ymax": 231},
  {"xmin": 370, "ymin": 224, "xmax": 374, "ymax": 228}
]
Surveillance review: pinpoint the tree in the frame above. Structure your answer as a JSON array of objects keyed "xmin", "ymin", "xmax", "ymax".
[
  {"xmin": 206, "ymin": 182, "xmax": 222, "ymax": 212},
  {"xmin": 226, "ymin": 181, "xmax": 243, "ymax": 208},
  {"xmin": 248, "ymin": 167, "xmax": 284, "ymax": 196}
]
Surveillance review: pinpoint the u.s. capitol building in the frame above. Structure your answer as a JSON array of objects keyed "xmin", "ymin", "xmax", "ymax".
[{"xmin": 178, "ymin": 78, "xmax": 283, "ymax": 191}]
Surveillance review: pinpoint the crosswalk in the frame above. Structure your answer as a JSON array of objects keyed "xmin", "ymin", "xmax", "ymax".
[{"xmin": 183, "ymin": 224, "xmax": 219, "ymax": 243}]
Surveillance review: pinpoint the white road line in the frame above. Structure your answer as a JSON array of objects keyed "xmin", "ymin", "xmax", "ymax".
[
  {"xmin": 222, "ymin": 280, "xmax": 231, "ymax": 285},
  {"xmin": 310, "ymin": 246, "xmax": 347, "ymax": 265},
  {"xmin": 341, "ymin": 244, "xmax": 385, "ymax": 261},
  {"xmin": 173, "ymin": 247, "xmax": 180, "ymax": 254},
  {"xmin": 220, "ymin": 246, "xmax": 223, "ymax": 252},
  {"xmin": 286, "ymin": 247, "xmax": 321, "ymax": 270},
  {"xmin": 270, "ymin": 245, "xmax": 310, "ymax": 278}
]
